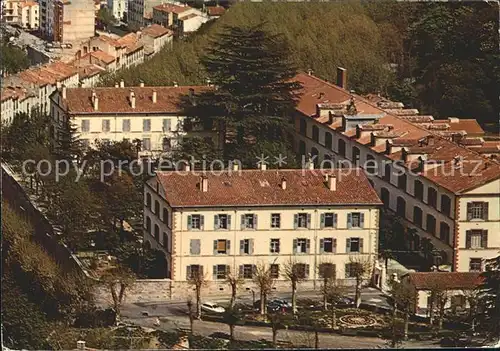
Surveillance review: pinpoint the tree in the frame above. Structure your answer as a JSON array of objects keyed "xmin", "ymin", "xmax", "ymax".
[
  {"xmin": 324, "ymin": 279, "xmax": 348, "ymax": 330},
  {"xmin": 348, "ymin": 255, "xmax": 373, "ymax": 308},
  {"xmin": 55, "ymin": 116, "xmax": 83, "ymax": 161},
  {"xmin": 104, "ymin": 172, "xmax": 141, "ymax": 232},
  {"xmin": 318, "ymin": 262, "xmax": 337, "ymax": 311},
  {"xmin": 101, "ymin": 266, "xmax": 136, "ymax": 322},
  {"xmin": 225, "ymin": 272, "xmax": 244, "ymax": 309},
  {"xmin": 222, "ymin": 306, "xmax": 243, "ymax": 340},
  {"xmin": 428, "ymin": 282, "xmax": 449, "ymax": 332},
  {"xmin": 477, "ymin": 255, "xmax": 500, "ymax": 342},
  {"xmin": 252, "ymin": 262, "xmax": 275, "ymax": 315},
  {"xmin": 283, "ymin": 258, "xmax": 307, "ymax": 315},
  {"xmin": 97, "ymin": 7, "xmax": 116, "ymax": 29},
  {"xmin": 0, "ymin": 30, "xmax": 30, "ymax": 74},
  {"xmin": 389, "ymin": 280, "xmax": 416, "ymax": 340},
  {"xmin": 188, "ymin": 268, "xmax": 207, "ymax": 319},
  {"xmin": 186, "ymin": 298, "xmax": 195, "ymax": 334},
  {"xmin": 267, "ymin": 312, "xmax": 290, "ymax": 347}
]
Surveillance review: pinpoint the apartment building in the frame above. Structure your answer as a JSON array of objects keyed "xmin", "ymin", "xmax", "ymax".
[
  {"xmin": 49, "ymin": 83, "xmax": 220, "ymax": 157},
  {"xmin": 152, "ymin": 2, "xmax": 207, "ymax": 35},
  {"xmin": 143, "ymin": 168, "xmax": 381, "ymax": 288},
  {"xmin": 88, "ymin": 33, "xmax": 144, "ymax": 70},
  {"xmin": 292, "ymin": 69, "xmax": 500, "ymax": 272},
  {"xmin": 127, "ymin": 0, "xmax": 164, "ymax": 30},
  {"xmin": 140, "ymin": 24, "xmax": 173, "ymax": 58},
  {"xmin": 107, "ymin": 0, "xmax": 127, "ymax": 20},
  {"xmin": 2, "ymin": 0, "xmax": 39, "ymax": 29}
]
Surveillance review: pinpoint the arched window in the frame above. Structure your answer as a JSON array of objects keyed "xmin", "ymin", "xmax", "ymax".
[
  {"xmin": 365, "ymin": 154, "xmax": 377, "ymax": 176},
  {"xmin": 352, "ymin": 146, "xmax": 360, "ymax": 166},
  {"xmin": 414, "ymin": 180, "xmax": 424, "ymax": 201},
  {"xmin": 428, "ymin": 188, "xmax": 437, "ymax": 208},
  {"xmin": 311, "ymin": 147, "xmax": 319, "ymax": 166},
  {"xmin": 299, "ymin": 118, "xmax": 307, "ymax": 136},
  {"xmin": 154, "ymin": 200, "xmax": 160, "ymax": 214},
  {"xmin": 426, "ymin": 214, "xmax": 436, "ymax": 235},
  {"xmin": 154, "ymin": 224, "xmax": 160, "ymax": 241},
  {"xmin": 440, "ymin": 222, "xmax": 450, "ymax": 244},
  {"xmin": 441, "ymin": 195, "xmax": 451, "ymax": 217},
  {"xmin": 398, "ymin": 173, "xmax": 407, "ymax": 191},
  {"xmin": 163, "ymin": 208, "xmax": 169, "ymax": 226},
  {"xmin": 338, "ymin": 139, "xmax": 346, "ymax": 157},
  {"xmin": 312, "ymin": 126, "xmax": 319, "ymax": 142},
  {"xmin": 381, "ymin": 188, "xmax": 390, "ymax": 208},
  {"xmin": 325, "ymin": 132, "xmax": 333, "ymax": 149},
  {"xmin": 298, "ymin": 140, "xmax": 306, "ymax": 155},
  {"xmin": 413, "ymin": 206, "xmax": 423, "ymax": 227},
  {"xmin": 396, "ymin": 196, "xmax": 406, "ymax": 218},
  {"xmin": 383, "ymin": 163, "xmax": 392, "ymax": 182},
  {"xmin": 146, "ymin": 216, "xmax": 151, "ymax": 234},
  {"xmin": 163, "ymin": 232, "xmax": 169, "ymax": 250},
  {"xmin": 146, "ymin": 192, "xmax": 151, "ymax": 208}
]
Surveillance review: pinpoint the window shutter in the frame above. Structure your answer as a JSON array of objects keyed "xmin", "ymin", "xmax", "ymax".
[
  {"xmin": 186, "ymin": 266, "xmax": 191, "ymax": 280},
  {"xmin": 227, "ymin": 240, "xmax": 231, "ymax": 253},
  {"xmin": 359, "ymin": 238, "xmax": 364, "ymax": 253},
  {"xmin": 306, "ymin": 239, "xmax": 311, "ymax": 253},
  {"xmin": 227, "ymin": 215, "xmax": 232, "ymax": 228},
  {"xmin": 213, "ymin": 240, "xmax": 218, "ymax": 255},
  {"xmin": 305, "ymin": 264, "xmax": 310, "ymax": 279},
  {"xmin": 483, "ymin": 202, "xmax": 489, "ymax": 220},
  {"xmin": 187, "ymin": 215, "xmax": 192, "ymax": 230},
  {"xmin": 347, "ymin": 213, "xmax": 352, "ymax": 229},
  {"xmin": 467, "ymin": 203, "xmax": 472, "ymax": 220},
  {"xmin": 307, "ymin": 214, "xmax": 312, "ymax": 229},
  {"xmin": 320, "ymin": 213, "xmax": 325, "ymax": 229},
  {"xmin": 252, "ymin": 265, "xmax": 257, "ymax": 277},
  {"xmin": 200, "ymin": 215, "xmax": 204, "ymax": 230},
  {"xmin": 240, "ymin": 240, "xmax": 244, "ymax": 254},
  {"xmin": 294, "ymin": 214, "xmax": 298, "ymax": 229},
  {"xmin": 213, "ymin": 265, "xmax": 217, "ymax": 280},
  {"xmin": 482, "ymin": 230, "xmax": 488, "ymax": 248},
  {"xmin": 319, "ymin": 238, "xmax": 324, "ymax": 253},
  {"xmin": 293, "ymin": 239, "xmax": 297, "ymax": 254},
  {"xmin": 333, "ymin": 213, "xmax": 338, "ymax": 228},
  {"xmin": 250, "ymin": 239, "xmax": 254, "ymax": 254},
  {"xmin": 194, "ymin": 239, "xmax": 200, "ymax": 255},
  {"xmin": 226, "ymin": 265, "xmax": 231, "ymax": 275},
  {"xmin": 200, "ymin": 266, "xmax": 203, "ymax": 276},
  {"xmin": 241, "ymin": 214, "xmax": 246, "ymax": 230},
  {"xmin": 360, "ymin": 213, "xmax": 365, "ymax": 228},
  {"xmin": 190, "ymin": 239, "xmax": 193, "ymax": 254},
  {"xmin": 254, "ymin": 214, "xmax": 258, "ymax": 229},
  {"xmin": 333, "ymin": 238, "xmax": 337, "ymax": 253},
  {"xmin": 239, "ymin": 265, "xmax": 244, "ymax": 278},
  {"xmin": 465, "ymin": 231, "xmax": 471, "ymax": 249},
  {"xmin": 346, "ymin": 238, "xmax": 351, "ymax": 253},
  {"xmin": 214, "ymin": 215, "xmax": 219, "ymax": 229}
]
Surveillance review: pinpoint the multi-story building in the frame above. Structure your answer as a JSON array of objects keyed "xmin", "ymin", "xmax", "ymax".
[
  {"xmin": 87, "ymin": 33, "xmax": 144, "ymax": 70},
  {"xmin": 127, "ymin": 0, "xmax": 164, "ymax": 31},
  {"xmin": 107, "ymin": 0, "xmax": 127, "ymax": 21},
  {"xmin": 2, "ymin": 0, "xmax": 39, "ymax": 29},
  {"xmin": 292, "ymin": 69, "xmax": 500, "ymax": 272},
  {"xmin": 140, "ymin": 24, "xmax": 173, "ymax": 58},
  {"xmin": 152, "ymin": 2, "xmax": 207, "ymax": 36},
  {"xmin": 49, "ymin": 83, "xmax": 221, "ymax": 157},
  {"xmin": 143, "ymin": 167, "xmax": 382, "ymax": 289},
  {"xmin": 40, "ymin": 0, "xmax": 94, "ymax": 42}
]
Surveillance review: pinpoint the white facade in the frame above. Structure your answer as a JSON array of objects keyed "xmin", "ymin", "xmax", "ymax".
[{"xmin": 107, "ymin": 0, "xmax": 127, "ymax": 20}]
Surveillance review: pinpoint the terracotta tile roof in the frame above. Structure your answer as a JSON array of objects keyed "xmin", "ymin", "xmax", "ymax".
[
  {"xmin": 405, "ymin": 272, "xmax": 483, "ymax": 290},
  {"xmin": 60, "ymin": 86, "xmax": 211, "ymax": 114},
  {"xmin": 294, "ymin": 72, "xmax": 500, "ymax": 194},
  {"xmin": 90, "ymin": 50, "xmax": 115, "ymax": 64},
  {"xmin": 156, "ymin": 169, "xmax": 382, "ymax": 208},
  {"xmin": 78, "ymin": 64, "xmax": 105, "ymax": 79},
  {"xmin": 13, "ymin": 61, "xmax": 78, "ymax": 87},
  {"xmin": 1, "ymin": 86, "xmax": 31, "ymax": 102},
  {"xmin": 21, "ymin": 1, "xmax": 38, "ymax": 7},
  {"xmin": 433, "ymin": 118, "xmax": 484, "ymax": 135},
  {"xmin": 142, "ymin": 24, "xmax": 173, "ymax": 38},
  {"xmin": 116, "ymin": 33, "xmax": 143, "ymax": 54},
  {"xmin": 459, "ymin": 138, "xmax": 484, "ymax": 146},
  {"xmin": 207, "ymin": 5, "xmax": 225, "ymax": 16},
  {"xmin": 180, "ymin": 13, "xmax": 199, "ymax": 21},
  {"xmin": 153, "ymin": 3, "xmax": 190, "ymax": 14},
  {"xmin": 400, "ymin": 115, "xmax": 435, "ymax": 123},
  {"xmin": 95, "ymin": 35, "xmax": 121, "ymax": 47}
]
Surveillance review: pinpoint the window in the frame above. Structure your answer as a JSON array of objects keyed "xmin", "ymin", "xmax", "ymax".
[
  {"xmin": 154, "ymin": 224, "xmax": 159, "ymax": 241},
  {"xmin": 398, "ymin": 173, "xmax": 407, "ymax": 191},
  {"xmin": 345, "ymin": 263, "xmax": 361, "ymax": 278},
  {"xmin": 396, "ymin": 197, "xmax": 406, "ymax": 218},
  {"xmin": 299, "ymin": 118, "xmax": 307, "ymax": 136},
  {"xmin": 154, "ymin": 200, "xmax": 160, "ymax": 214},
  {"xmin": 320, "ymin": 237, "xmax": 337, "ymax": 253},
  {"xmin": 102, "ymin": 119, "xmax": 110, "ymax": 132},
  {"xmin": 427, "ymin": 188, "xmax": 437, "ymax": 208},
  {"xmin": 241, "ymin": 214, "xmax": 257, "ymax": 229},
  {"xmin": 293, "ymin": 263, "xmax": 309, "ymax": 279},
  {"xmin": 240, "ymin": 264, "xmax": 255, "ymax": 279},
  {"xmin": 311, "ymin": 147, "xmax": 319, "ymax": 165},
  {"xmin": 270, "ymin": 264, "xmax": 280, "ymax": 279},
  {"xmin": 469, "ymin": 258, "xmax": 482, "ymax": 272},
  {"xmin": 441, "ymin": 195, "xmax": 451, "ymax": 217},
  {"xmin": 163, "ymin": 208, "xmax": 169, "ymax": 226},
  {"xmin": 187, "ymin": 214, "xmax": 203, "ymax": 230},
  {"xmin": 312, "ymin": 125, "xmax": 319, "ymax": 142},
  {"xmin": 347, "ymin": 212, "xmax": 364, "ymax": 229},
  {"xmin": 414, "ymin": 180, "xmax": 423, "ymax": 201},
  {"xmin": 271, "ymin": 214, "xmax": 281, "ymax": 228},
  {"xmin": 190, "ymin": 239, "xmax": 200, "ymax": 255},
  {"xmin": 365, "ymin": 155, "xmax": 376, "ymax": 176},
  {"xmin": 298, "ymin": 140, "xmax": 306, "ymax": 155},
  {"xmin": 146, "ymin": 193, "xmax": 151, "ymax": 207},
  {"xmin": 413, "ymin": 206, "xmax": 423, "ymax": 227},
  {"xmin": 321, "ymin": 213, "xmax": 337, "ymax": 228},
  {"xmin": 145, "ymin": 216, "xmax": 151, "ymax": 233},
  {"xmin": 162, "ymin": 137, "xmax": 171, "ymax": 151},
  {"xmin": 467, "ymin": 202, "xmax": 488, "ymax": 220},
  {"xmin": 426, "ymin": 214, "xmax": 436, "ymax": 235},
  {"xmin": 440, "ymin": 222, "xmax": 450, "ymax": 244},
  {"xmin": 293, "ymin": 238, "xmax": 310, "ymax": 254},
  {"xmin": 381, "ymin": 188, "xmax": 390, "ymax": 208},
  {"xmin": 325, "ymin": 132, "xmax": 333, "ymax": 149},
  {"xmin": 466, "ymin": 230, "xmax": 487, "ymax": 249},
  {"xmin": 213, "ymin": 239, "xmax": 230, "ymax": 254},
  {"xmin": 346, "ymin": 237, "xmax": 363, "ymax": 253},
  {"xmin": 122, "ymin": 119, "xmax": 131, "ymax": 132},
  {"xmin": 352, "ymin": 146, "xmax": 360, "ymax": 166},
  {"xmin": 81, "ymin": 119, "xmax": 90, "ymax": 132},
  {"xmin": 142, "ymin": 138, "xmax": 151, "ymax": 151},
  {"xmin": 186, "ymin": 265, "xmax": 202, "ymax": 280},
  {"xmin": 338, "ymin": 139, "xmax": 346, "ymax": 157},
  {"xmin": 214, "ymin": 214, "xmax": 231, "ymax": 230},
  {"xmin": 318, "ymin": 263, "xmax": 336, "ymax": 279},
  {"xmin": 163, "ymin": 119, "xmax": 171, "ymax": 132},
  {"xmin": 294, "ymin": 213, "xmax": 311, "ymax": 229},
  {"xmin": 270, "ymin": 239, "xmax": 280, "ymax": 253},
  {"xmin": 383, "ymin": 163, "xmax": 392, "ymax": 182},
  {"xmin": 213, "ymin": 264, "xmax": 229, "ymax": 280},
  {"xmin": 143, "ymin": 119, "xmax": 151, "ymax": 132},
  {"xmin": 240, "ymin": 239, "xmax": 254, "ymax": 254}
]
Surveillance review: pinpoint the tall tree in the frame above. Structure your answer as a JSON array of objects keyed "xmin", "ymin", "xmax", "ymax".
[
  {"xmin": 478, "ymin": 255, "xmax": 500, "ymax": 342},
  {"xmin": 252, "ymin": 262, "xmax": 275, "ymax": 315},
  {"xmin": 100, "ymin": 266, "xmax": 135, "ymax": 323},
  {"xmin": 389, "ymin": 280, "xmax": 416, "ymax": 340},
  {"xmin": 188, "ymin": 268, "xmax": 207, "ymax": 319},
  {"xmin": 283, "ymin": 258, "xmax": 307, "ymax": 315},
  {"xmin": 225, "ymin": 272, "xmax": 244, "ymax": 309},
  {"xmin": 348, "ymin": 255, "xmax": 372, "ymax": 308}
]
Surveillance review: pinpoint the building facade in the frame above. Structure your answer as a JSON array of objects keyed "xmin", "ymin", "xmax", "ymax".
[
  {"xmin": 2, "ymin": 0, "xmax": 39, "ymax": 29},
  {"xmin": 40, "ymin": 0, "xmax": 94, "ymax": 42},
  {"xmin": 49, "ymin": 84, "xmax": 220, "ymax": 157},
  {"xmin": 140, "ymin": 24, "xmax": 173, "ymax": 58},
  {"xmin": 127, "ymin": 0, "xmax": 163, "ymax": 30},
  {"xmin": 152, "ymin": 2, "xmax": 207, "ymax": 36},
  {"xmin": 107, "ymin": 0, "xmax": 127, "ymax": 21},
  {"xmin": 143, "ymin": 168, "xmax": 382, "ymax": 290},
  {"xmin": 292, "ymin": 69, "xmax": 500, "ymax": 272}
]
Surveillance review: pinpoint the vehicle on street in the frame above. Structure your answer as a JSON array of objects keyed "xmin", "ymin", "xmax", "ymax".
[
  {"xmin": 253, "ymin": 299, "xmax": 290, "ymax": 312},
  {"xmin": 201, "ymin": 302, "xmax": 225, "ymax": 314}
]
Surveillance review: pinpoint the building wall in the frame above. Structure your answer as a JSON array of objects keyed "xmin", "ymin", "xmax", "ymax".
[
  {"xmin": 60, "ymin": 0, "xmax": 95, "ymax": 42},
  {"xmin": 20, "ymin": 3, "xmax": 39, "ymax": 29},
  {"xmin": 107, "ymin": 0, "xmax": 127, "ymax": 20},
  {"xmin": 179, "ymin": 14, "xmax": 207, "ymax": 33},
  {"xmin": 415, "ymin": 289, "xmax": 471, "ymax": 312}
]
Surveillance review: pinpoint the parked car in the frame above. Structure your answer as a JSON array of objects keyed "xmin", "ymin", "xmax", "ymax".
[
  {"xmin": 253, "ymin": 299, "xmax": 289, "ymax": 312},
  {"xmin": 269, "ymin": 299, "xmax": 292, "ymax": 308},
  {"xmin": 201, "ymin": 302, "xmax": 225, "ymax": 314}
]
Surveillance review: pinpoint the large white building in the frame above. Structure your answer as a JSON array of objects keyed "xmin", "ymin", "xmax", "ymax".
[
  {"xmin": 292, "ymin": 69, "xmax": 500, "ymax": 272},
  {"xmin": 143, "ymin": 167, "xmax": 382, "ymax": 290},
  {"xmin": 2, "ymin": 0, "xmax": 39, "ymax": 29},
  {"xmin": 107, "ymin": 0, "xmax": 127, "ymax": 21}
]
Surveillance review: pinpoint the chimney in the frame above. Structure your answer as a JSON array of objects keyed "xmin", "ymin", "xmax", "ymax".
[
  {"xmin": 206, "ymin": 78, "xmax": 211, "ymax": 86},
  {"xmin": 130, "ymin": 91, "xmax": 135, "ymax": 108},
  {"xmin": 114, "ymin": 82, "xmax": 119, "ymax": 88},
  {"xmin": 61, "ymin": 85, "xmax": 67, "ymax": 99},
  {"xmin": 308, "ymin": 158, "xmax": 315, "ymax": 170},
  {"xmin": 91, "ymin": 90, "xmax": 96, "ymax": 102},
  {"xmin": 328, "ymin": 111, "xmax": 334, "ymax": 124},
  {"xmin": 336, "ymin": 67, "xmax": 347, "ymax": 89},
  {"xmin": 427, "ymin": 135, "xmax": 435, "ymax": 146},
  {"xmin": 139, "ymin": 80, "xmax": 144, "ymax": 87},
  {"xmin": 281, "ymin": 177, "xmax": 287, "ymax": 190},
  {"xmin": 56, "ymin": 81, "xmax": 62, "ymax": 89},
  {"xmin": 259, "ymin": 162, "xmax": 267, "ymax": 171},
  {"xmin": 184, "ymin": 162, "xmax": 191, "ymax": 171},
  {"xmin": 93, "ymin": 95, "xmax": 99, "ymax": 111},
  {"xmin": 152, "ymin": 90, "xmax": 157, "ymax": 103},
  {"xmin": 201, "ymin": 175, "xmax": 208, "ymax": 192},
  {"xmin": 77, "ymin": 341, "xmax": 85, "ymax": 351},
  {"xmin": 232, "ymin": 162, "xmax": 239, "ymax": 171},
  {"xmin": 173, "ymin": 81, "xmax": 178, "ymax": 87},
  {"xmin": 327, "ymin": 176, "xmax": 336, "ymax": 191},
  {"xmin": 120, "ymin": 79, "xmax": 125, "ymax": 88},
  {"xmin": 307, "ymin": 68, "xmax": 314, "ymax": 76}
]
